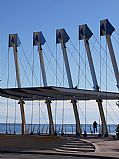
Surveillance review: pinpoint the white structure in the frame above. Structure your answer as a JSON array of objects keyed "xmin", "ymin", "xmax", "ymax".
[
  {"xmin": 33, "ymin": 32, "xmax": 55, "ymax": 135},
  {"xmin": 9, "ymin": 34, "xmax": 26, "ymax": 134},
  {"xmin": 100, "ymin": 19, "xmax": 119, "ymax": 90},
  {"xmin": 79, "ymin": 24, "xmax": 108, "ymax": 136},
  {"xmin": 2, "ymin": 20, "xmax": 118, "ymax": 136},
  {"xmin": 56, "ymin": 29, "xmax": 82, "ymax": 136}
]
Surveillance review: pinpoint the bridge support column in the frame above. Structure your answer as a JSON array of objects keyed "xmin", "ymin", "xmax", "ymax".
[
  {"xmin": 33, "ymin": 32, "xmax": 55, "ymax": 135},
  {"xmin": 9, "ymin": 34, "xmax": 26, "ymax": 135},
  {"xmin": 56, "ymin": 29, "xmax": 82, "ymax": 136},
  {"xmin": 45, "ymin": 100, "xmax": 55, "ymax": 135},
  {"xmin": 79, "ymin": 24, "xmax": 108, "ymax": 136},
  {"xmin": 96, "ymin": 99, "xmax": 108, "ymax": 136},
  {"xmin": 18, "ymin": 100, "xmax": 26, "ymax": 134},
  {"xmin": 71, "ymin": 100, "xmax": 82, "ymax": 136}
]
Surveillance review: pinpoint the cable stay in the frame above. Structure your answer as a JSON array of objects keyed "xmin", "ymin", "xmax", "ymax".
[
  {"xmin": 70, "ymin": 39, "xmax": 91, "ymax": 74},
  {"xmin": 37, "ymin": 57, "xmax": 42, "ymax": 135},
  {"xmin": 44, "ymin": 41, "xmax": 71, "ymax": 87},
  {"xmin": 30, "ymin": 100, "xmax": 34, "ymax": 134},
  {"xmin": 13, "ymin": 100, "xmax": 17, "ymax": 134},
  {"xmin": 5, "ymin": 49, "xmax": 10, "ymax": 134},
  {"xmin": 13, "ymin": 79, "xmax": 17, "ymax": 134},
  {"xmin": 46, "ymin": 42, "xmax": 69, "ymax": 86},
  {"xmin": 18, "ymin": 55, "xmax": 32, "ymax": 86},
  {"xmin": 43, "ymin": 50, "xmax": 68, "ymax": 86},
  {"xmin": 30, "ymin": 46, "xmax": 35, "ymax": 135},
  {"xmin": 91, "ymin": 34, "xmax": 118, "ymax": 91},
  {"xmin": 20, "ymin": 44, "xmax": 40, "ymax": 86},
  {"xmin": 61, "ymin": 99, "xmax": 65, "ymax": 135},
  {"xmin": 61, "ymin": 59, "xmax": 65, "ymax": 135},
  {"xmin": 0, "ymin": 56, "xmax": 8, "ymax": 85},
  {"xmin": 5, "ymin": 98, "xmax": 9, "ymax": 134},
  {"xmin": 67, "ymin": 47, "xmax": 93, "ymax": 89},
  {"xmin": 77, "ymin": 40, "xmax": 81, "ymax": 88},
  {"xmin": 89, "ymin": 38, "xmax": 115, "ymax": 77},
  {"xmin": 89, "ymin": 38, "xmax": 117, "ymax": 97},
  {"xmin": 84, "ymin": 43, "xmax": 87, "ymax": 135},
  {"xmin": 69, "ymin": 40, "xmax": 94, "ymax": 88},
  {"xmin": 54, "ymin": 44, "xmax": 58, "ymax": 134},
  {"xmin": 107, "ymin": 101, "xmax": 119, "ymax": 121},
  {"xmin": 103, "ymin": 105, "xmax": 117, "ymax": 126}
]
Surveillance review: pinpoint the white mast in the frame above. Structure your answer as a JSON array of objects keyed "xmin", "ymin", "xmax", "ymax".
[
  {"xmin": 56, "ymin": 29, "xmax": 82, "ymax": 136},
  {"xmin": 9, "ymin": 34, "xmax": 26, "ymax": 134},
  {"xmin": 33, "ymin": 32, "xmax": 54, "ymax": 135},
  {"xmin": 100, "ymin": 19, "xmax": 119, "ymax": 90},
  {"xmin": 79, "ymin": 25, "xmax": 108, "ymax": 136}
]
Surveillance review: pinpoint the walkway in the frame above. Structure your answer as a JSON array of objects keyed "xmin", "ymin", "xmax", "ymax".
[{"xmin": 0, "ymin": 134, "xmax": 119, "ymax": 158}]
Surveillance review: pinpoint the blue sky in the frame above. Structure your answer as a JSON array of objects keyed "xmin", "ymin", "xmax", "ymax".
[
  {"xmin": 0, "ymin": 0, "xmax": 119, "ymax": 44},
  {"xmin": 0, "ymin": 0, "xmax": 119, "ymax": 127},
  {"xmin": 0, "ymin": 0, "xmax": 119, "ymax": 88}
]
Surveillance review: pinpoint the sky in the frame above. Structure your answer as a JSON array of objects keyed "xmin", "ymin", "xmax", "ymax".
[{"xmin": 0, "ymin": 0, "xmax": 119, "ymax": 130}]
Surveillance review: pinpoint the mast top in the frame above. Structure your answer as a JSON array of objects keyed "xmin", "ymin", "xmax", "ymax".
[
  {"xmin": 9, "ymin": 34, "xmax": 21, "ymax": 47},
  {"xmin": 100, "ymin": 19, "xmax": 115, "ymax": 36},
  {"xmin": 33, "ymin": 32, "xmax": 46, "ymax": 46},
  {"xmin": 56, "ymin": 28, "xmax": 70, "ymax": 44},
  {"xmin": 79, "ymin": 24, "xmax": 93, "ymax": 40}
]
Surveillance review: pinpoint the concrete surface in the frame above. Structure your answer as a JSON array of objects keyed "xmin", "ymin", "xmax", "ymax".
[{"xmin": 0, "ymin": 134, "xmax": 119, "ymax": 158}]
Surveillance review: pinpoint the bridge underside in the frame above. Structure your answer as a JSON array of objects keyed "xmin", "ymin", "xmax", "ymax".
[{"xmin": 0, "ymin": 86, "xmax": 119, "ymax": 101}]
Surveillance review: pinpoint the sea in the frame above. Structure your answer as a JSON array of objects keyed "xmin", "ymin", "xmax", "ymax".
[{"xmin": 0, "ymin": 123, "xmax": 117, "ymax": 135}]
